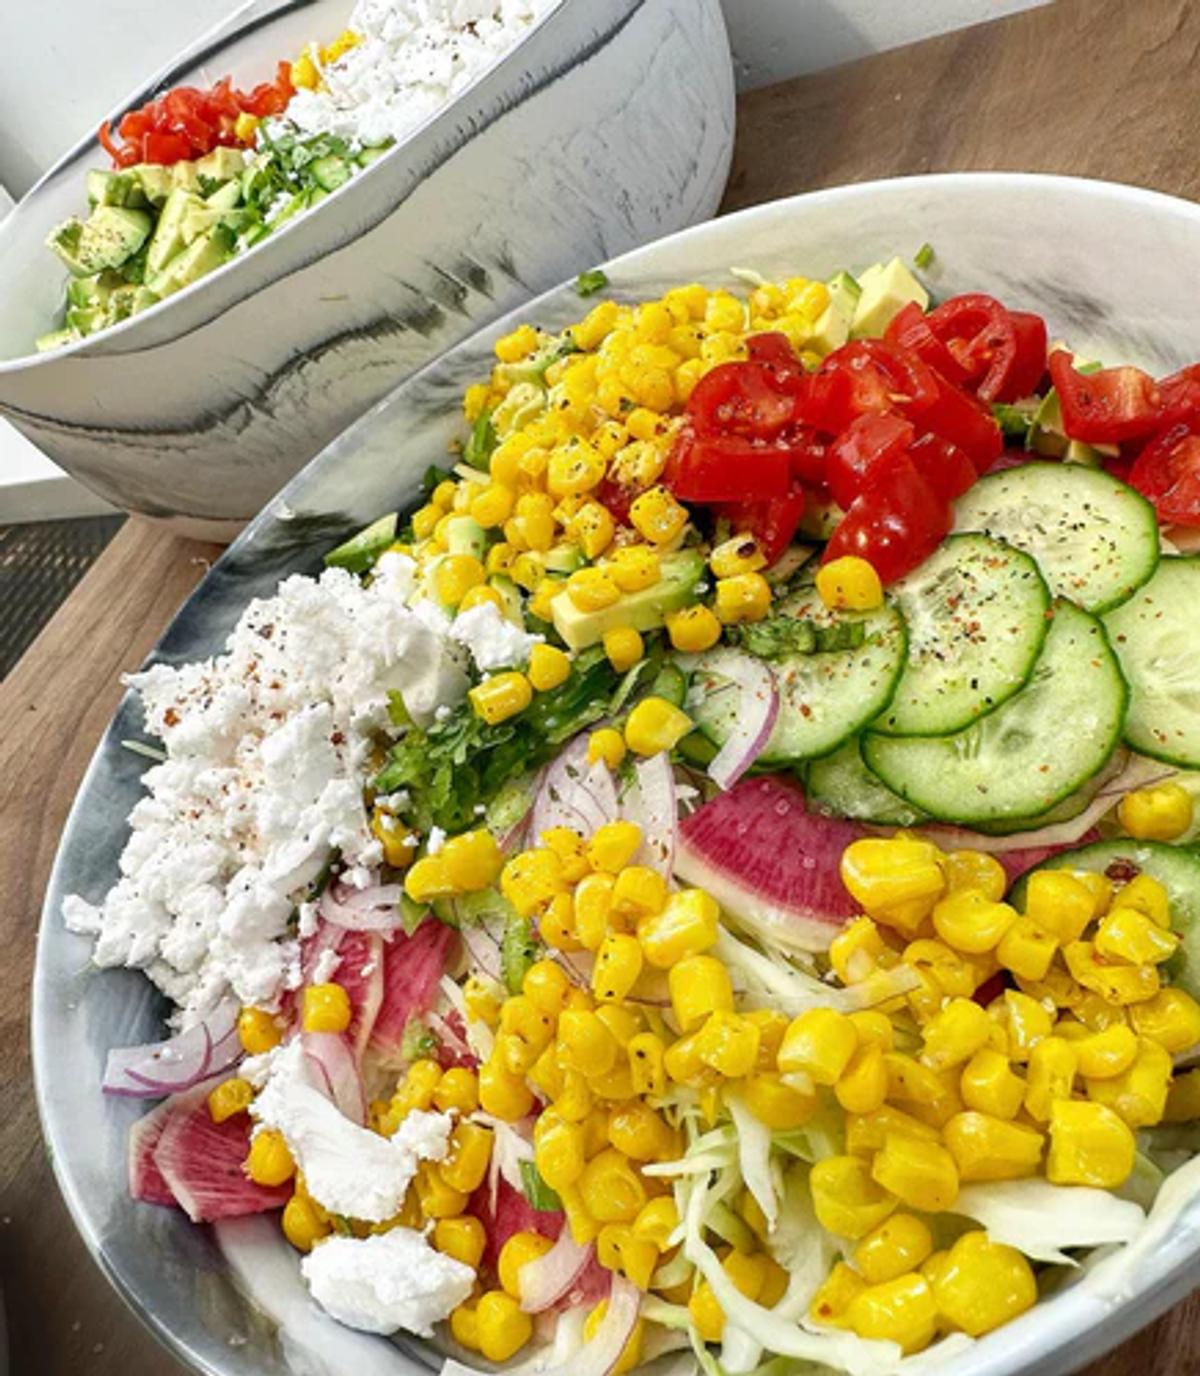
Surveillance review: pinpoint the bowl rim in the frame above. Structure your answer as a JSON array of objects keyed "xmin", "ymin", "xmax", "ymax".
[
  {"xmin": 0, "ymin": 0, "xmax": 575, "ymax": 373},
  {"xmin": 32, "ymin": 168, "xmax": 1200, "ymax": 1376}
]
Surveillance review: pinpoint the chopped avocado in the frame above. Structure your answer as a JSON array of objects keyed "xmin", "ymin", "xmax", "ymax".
[
  {"xmin": 1063, "ymin": 439, "xmax": 1104, "ymax": 466},
  {"xmin": 170, "ymin": 160, "xmax": 201, "ymax": 193},
  {"xmin": 35, "ymin": 328, "xmax": 79, "ymax": 353},
  {"xmin": 311, "ymin": 155, "xmax": 352, "ymax": 192},
  {"xmin": 107, "ymin": 283, "xmax": 160, "ymax": 322},
  {"xmin": 797, "ymin": 492, "xmax": 844, "ymax": 541},
  {"xmin": 325, "ymin": 512, "xmax": 398, "ymax": 573},
  {"xmin": 180, "ymin": 200, "xmax": 252, "ymax": 248},
  {"xmin": 445, "ymin": 515, "xmax": 488, "ymax": 561},
  {"xmin": 850, "ymin": 257, "xmax": 929, "ymax": 339},
  {"xmin": 66, "ymin": 273, "xmax": 116, "ymax": 310},
  {"xmin": 128, "ymin": 163, "xmax": 176, "ymax": 207},
  {"xmin": 808, "ymin": 271, "xmax": 860, "ymax": 353},
  {"xmin": 205, "ymin": 180, "xmax": 242, "ymax": 212},
  {"xmin": 87, "ymin": 169, "xmax": 145, "ymax": 209},
  {"xmin": 544, "ymin": 543, "xmax": 585, "ymax": 575},
  {"xmin": 49, "ymin": 206, "xmax": 153, "ymax": 277},
  {"xmin": 488, "ymin": 575, "xmax": 524, "ymax": 625},
  {"xmin": 147, "ymin": 188, "xmax": 204, "ymax": 272},
  {"xmin": 147, "ymin": 222, "xmax": 236, "ymax": 299},
  {"xmin": 66, "ymin": 303, "xmax": 109, "ymax": 336},
  {"xmin": 551, "ymin": 550, "xmax": 705, "ymax": 651},
  {"xmin": 357, "ymin": 143, "xmax": 391, "ymax": 167},
  {"xmin": 194, "ymin": 147, "xmax": 248, "ymax": 184}
]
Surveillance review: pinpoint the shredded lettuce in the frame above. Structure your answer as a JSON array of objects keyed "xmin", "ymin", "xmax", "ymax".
[
  {"xmin": 727, "ymin": 1092, "xmax": 777, "ymax": 1229},
  {"xmin": 953, "ymin": 1179, "xmax": 1145, "ymax": 1264}
]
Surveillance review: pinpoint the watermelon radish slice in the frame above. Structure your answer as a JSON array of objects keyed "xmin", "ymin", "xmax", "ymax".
[
  {"xmin": 470, "ymin": 1176, "xmax": 563, "ymax": 1273},
  {"xmin": 676, "ymin": 775, "xmax": 863, "ymax": 952},
  {"xmin": 303, "ymin": 1031, "xmax": 367, "ymax": 1125},
  {"xmin": 152, "ymin": 1079, "xmax": 291, "ymax": 1223},
  {"xmin": 369, "ymin": 920, "xmax": 455, "ymax": 1062},
  {"xmin": 297, "ymin": 923, "xmax": 385, "ymax": 1062},
  {"xmin": 128, "ymin": 1095, "xmax": 180, "ymax": 1207}
]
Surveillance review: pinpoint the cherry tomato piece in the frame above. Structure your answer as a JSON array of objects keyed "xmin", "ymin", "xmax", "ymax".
[
  {"xmin": 722, "ymin": 490, "xmax": 807, "ymax": 566},
  {"xmin": 1129, "ymin": 421, "xmax": 1200, "ymax": 527},
  {"xmin": 668, "ymin": 429, "xmax": 792, "ymax": 503},
  {"xmin": 907, "ymin": 433, "xmax": 978, "ymax": 503},
  {"xmin": 1048, "ymin": 350, "xmax": 1164, "ymax": 444},
  {"xmin": 826, "ymin": 413, "xmax": 916, "ymax": 511},
  {"xmin": 885, "ymin": 302, "xmax": 969, "ymax": 386},
  {"xmin": 822, "ymin": 456, "xmax": 951, "ymax": 584},
  {"xmin": 920, "ymin": 371, "xmax": 1004, "ymax": 470},
  {"xmin": 688, "ymin": 361, "xmax": 798, "ymax": 440}
]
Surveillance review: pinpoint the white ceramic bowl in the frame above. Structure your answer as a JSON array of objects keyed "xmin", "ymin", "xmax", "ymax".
[
  {"xmin": 36, "ymin": 173, "xmax": 1200, "ymax": 1376},
  {"xmin": 0, "ymin": 0, "xmax": 734, "ymax": 539}
]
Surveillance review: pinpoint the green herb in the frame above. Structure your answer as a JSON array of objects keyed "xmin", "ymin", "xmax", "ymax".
[
  {"xmin": 387, "ymin": 689, "xmax": 413, "ymax": 729},
  {"xmin": 399, "ymin": 894, "xmax": 427, "ymax": 935},
  {"xmin": 463, "ymin": 411, "xmax": 497, "ymax": 471},
  {"xmin": 992, "ymin": 400, "xmax": 1039, "ymax": 445},
  {"xmin": 575, "ymin": 268, "xmax": 609, "ymax": 297},
  {"xmin": 520, "ymin": 1159, "xmax": 563, "ymax": 1212},
  {"xmin": 501, "ymin": 914, "xmax": 539, "ymax": 995},
  {"xmin": 726, "ymin": 616, "xmax": 866, "ymax": 659},
  {"xmin": 401, "ymin": 1020, "xmax": 440, "ymax": 1062},
  {"xmin": 422, "ymin": 463, "xmax": 455, "ymax": 494},
  {"xmin": 374, "ymin": 648, "xmax": 620, "ymax": 832},
  {"xmin": 913, "ymin": 242, "xmax": 936, "ymax": 270}
]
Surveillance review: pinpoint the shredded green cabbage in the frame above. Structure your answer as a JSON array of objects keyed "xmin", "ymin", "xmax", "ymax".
[{"xmin": 953, "ymin": 1179, "xmax": 1145, "ymax": 1264}]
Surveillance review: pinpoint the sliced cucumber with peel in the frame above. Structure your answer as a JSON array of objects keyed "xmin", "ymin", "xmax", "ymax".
[
  {"xmin": 805, "ymin": 738, "xmax": 927, "ymax": 826},
  {"xmin": 953, "ymin": 461, "xmax": 1159, "ymax": 614},
  {"xmin": 862, "ymin": 600, "xmax": 1128, "ymax": 825},
  {"xmin": 1103, "ymin": 556, "xmax": 1200, "ymax": 768},
  {"xmin": 875, "ymin": 533, "xmax": 1050, "ymax": 736},
  {"xmin": 689, "ymin": 585, "xmax": 907, "ymax": 765},
  {"xmin": 1009, "ymin": 840, "xmax": 1200, "ymax": 1000}
]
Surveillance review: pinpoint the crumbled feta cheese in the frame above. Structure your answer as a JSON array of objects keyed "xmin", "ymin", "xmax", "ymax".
[
  {"xmin": 426, "ymin": 826, "xmax": 447, "ymax": 855},
  {"xmin": 63, "ymin": 567, "xmax": 467, "ymax": 1026},
  {"xmin": 253, "ymin": 1041, "xmax": 451, "ymax": 1220},
  {"xmin": 311, "ymin": 947, "xmax": 342, "ymax": 985},
  {"xmin": 449, "ymin": 601, "xmax": 540, "ymax": 672},
  {"xmin": 279, "ymin": 0, "xmax": 558, "ymax": 149},
  {"xmin": 301, "ymin": 1228, "xmax": 473, "ymax": 1336}
]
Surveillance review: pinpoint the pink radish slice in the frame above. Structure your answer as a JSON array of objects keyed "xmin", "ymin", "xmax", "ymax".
[
  {"xmin": 324, "ymin": 927, "xmax": 384, "ymax": 1063},
  {"xmin": 470, "ymin": 1176, "xmax": 563, "ymax": 1272},
  {"xmin": 368, "ymin": 919, "xmax": 456, "ymax": 1061},
  {"xmin": 676, "ymin": 774, "xmax": 863, "ymax": 952},
  {"xmin": 621, "ymin": 752, "xmax": 678, "ymax": 877},
  {"xmin": 302, "ymin": 1031, "xmax": 367, "ymax": 1125},
  {"xmin": 128, "ymin": 1095, "xmax": 181, "ymax": 1206},
  {"xmin": 152, "ymin": 1080, "xmax": 291, "ymax": 1223},
  {"xmin": 103, "ymin": 999, "xmax": 241, "ymax": 1098}
]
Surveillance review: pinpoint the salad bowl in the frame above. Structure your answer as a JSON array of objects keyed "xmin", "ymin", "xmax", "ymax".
[
  {"xmin": 35, "ymin": 171, "xmax": 1200, "ymax": 1376},
  {"xmin": 0, "ymin": 0, "xmax": 734, "ymax": 540}
]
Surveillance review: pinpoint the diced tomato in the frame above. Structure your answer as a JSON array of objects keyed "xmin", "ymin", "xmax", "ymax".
[
  {"xmin": 1004, "ymin": 312, "xmax": 1050, "ymax": 401},
  {"xmin": 1129, "ymin": 421, "xmax": 1200, "ymax": 527},
  {"xmin": 688, "ymin": 361, "xmax": 799, "ymax": 440},
  {"xmin": 668, "ymin": 427, "xmax": 792, "ymax": 502},
  {"xmin": 722, "ymin": 489, "xmax": 807, "ymax": 565},
  {"xmin": 908, "ymin": 433, "xmax": 978, "ymax": 503},
  {"xmin": 802, "ymin": 340, "xmax": 938, "ymax": 434},
  {"xmin": 143, "ymin": 130, "xmax": 194, "ymax": 164},
  {"xmin": 923, "ymin": 295, "xmax": 1047, "ymax": 404},
  {"xmin": 920, "ymin": 370, "xmax": 1004, "ymax": 470},
  {"xmin": 822, "ymin": 457, "xmax": 951, "ymax": 584},
  {"xmin": 1159, "ymin": 364, "xmax": 1200, "ymax": 426},
  {"xmin": 885, "ymin": 302, "xmax": 969, "ymax": 386},
  {"xmin": 826, "ymin": 412, "xmax": 915, "ymax": 511},
  {"xmin": 1048, "ymin": 350, "xmax": 1163, "ymax": 444}
]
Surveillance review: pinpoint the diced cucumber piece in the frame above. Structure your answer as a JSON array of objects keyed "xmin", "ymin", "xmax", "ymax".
[
  {"xmin": 325, "ymin": 513, "xmax": 397, "ymax": 573},
  {"xmin": 953, "ymin": 461, "xmax": 1159, "ymax": 614},
  {"xmin": 689, "ymin": 585, "xmax": 907, "ymax": 764},
  {"xmin": 862, "ymin": 601, "xmax": 1127, "ymax": 826},
  {"xmin": 805, "ymin": 738, "xmax": 927, "ymax": 826},
  {"xmin": 875, "ymin": 534, "xmax": 1051, "ymax": 736},
  {"xmin": 311, "ymin": 154, "xmax": 352, "ymax": 192},
  {"xmin": 1103, "ymin": 556, "xmax": 1200, "ymax": 768},
  {"xmin": 36, "ymin": 328, "xmax": 79, "ymax": 353},
  {"xmin": 1009, "ymin": 840, "xmax": 1200, "ymax": 1000},
  {"xmin": 445, "ymin": 516, "xmax": 487, "ymax": 561}
]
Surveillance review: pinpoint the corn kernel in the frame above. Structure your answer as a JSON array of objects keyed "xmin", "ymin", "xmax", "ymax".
[
  {"xmin": 624, "ymin": 697, "xmax": 693, "ymax": 756},
  {"xmin": 1130, "ymin": 987, "xmax": 1200, "ymax": 1052},
  {"xmin": 1075, "ymin": 1021, "xmax": 1139, "ymax": 1077},
  {"xmin": 433, "ymin": 1067, "xmax": 480, "ymax": 1115},
  {"xmin": 208, "ymin": 1076, "xmax": 254, "ymax": 1124},
  {"xmin": 1118, "ymin": 782, "xmax": 1194, "ymax": 840},
  {"xmin": 534, "ymin": 1113, "xmax": 587, "ymax": 1191},
  {"xmin": 710, "ymin": 532, "xmax": 767, "ymax": 579},
  {"xmin": 441, "ymin": 1122, "xmax": 495, "ymax": 1194},
  {"xmin": 1085, "ymin": 1036, "xmax": 1172, "ymax": 1127},
  {"xmin": 829, "ymin": 917, "xmax": 890, "ymax": 986},
  {"xmin": 845, "ymin": 1273, "xmax": 938, "ymax": 1354},
  {"xmin": 1023, "ymin": 1036, "xmax": 1078, "ymax": 1122},
  {"xmin": 573, "ymin": 872, "xmax": 616, "ymax": 951},
  {"xmin": 665, "ymin": 603, "xmax": 722, "ymax": 653},
  {"xmin": 476, "ymin": 1289, "xmax": 533, "ymax": 1362},
  {"xmin": 841, "ymin": 837, "xmax": 946, "ymax": 937},
  {"xmin": 932, "ymin": 889, "xmax": 1018, "ymax": 954},
  {"xmin": 777, "ymin": 1007, "xmax": 858, "ymax": 1084},
  {"xmin": 1063, "ymin": 940, "xmax": 1160, "ymax": 1005},
  {"xmin": 1115, "ymin": 874, "xmax": 1172, "ymax": 927},
  {"xmin": 637, "ymin": 888, "xmax": 720, "ymax": 967},
  {"xmin": 238, "ymin": 1006, "xmax": 282, "ymax": 1056},
  {"xmin": 580, "ymin": 1148, "xmax": 647, "ymax": 1223},
  {"xmin": 478, "ymin": 1057, "xmax": 534, "ymax": 1121},
  {"xmin": 1002, "ymin": 989, "xmax": 1055, "ymax": 1060},
  {"xmin": 816, "ymin": 556, "xmax": 884, "ymax": 612},
  {"xmin": 629, "ymin": 487, "xmax": 689, "ymax": 545},
  {"xmin": 854, "ymin": 1214, "xmax": 933, "ymax": 1286},
  {"xmin": 441, "ymin": 828, "xmax": 504, "ymax": 892},
  {"xmin": 835, "ymin": 1044, "xmax": 889, "ymax": 1115},
  {"xmin": 587, "ymin": 820, "xmax": 643, "ymax": 874},
  {"xmin": 523, "ymin": 643, "xmax": 570, "ymax": 694},
  {"xmin": 603, "ymin": 626, "xmax": 644, "ymax": 672},
  {"xmin": 1095, "ymin": 905, "xmax": 1179, "ymax": 965},
  {"xmin": 873, "ymin": 1134, "xmax": 958, "ymax": 1213},
  {"xmin": 996, "ymin": 916, "xmax": 1058, "ymax": 982},
  {"xmin": 587, "ymin": 727, "xmax": 627, "ymax": 771},
  {"xmin": 547, "ymin": 438, "xmax": 606, "ymax": 497},
  {"xmin": 611, "ymin": 866, "xmax": 668, "ymax": 925},
  {"xmin": 810, "ymin": 1154, "xmax": 898, "ymax": 1239},
  {"xmin": 1024, "ymin": 870, "xmax": 1097, "ymax": 943},
  {"xmin": 608, "ymin": 544, "xmax": 661, "ymax": 592},
  {"xmin": 559, "ymin": 1008, "xmax": 620, "ymax": 1078},
  {"xmin": 810, "ymin": 1261, "xmax": 868, "ymax": 1328},
  {"xmin": 884, "ymin": 1052, "xmax": 962, "ymax": 1127},
  {"xmin": 593, "ymin": 932, "xmax": 644, "ymax": 1003},
  {"xmin": 469, "ymin": 671, "xmax": 533, "ymax": 725},
  {"xmin": 741, "ymin": 1071, "xmax": 816, "ymax": 1129},
  {"xmin": 849, "ymin": 1009, "xmax": 896, "ymax": 1050},
  {"xmin": 281, "ymin": 1192, "xmax": 330, "ymax": 1252},
  {"xmin": 246, "ymin": 1129, "xmax": 295, "ymax": 1187},
  {"xmin": 941, "ymin": 849, "xmax": 1007, "ymax": 901},
  {"xmin": 501, "ymin": 847, "xmax": 565, "ymax": 917},
  {"xmin": 931, "ymin": 1231, "xmax": 1037, "ymax": 1338},
  {"xmin": 714, "ymin": 572, "xmax": 772, "ymax": 625},
  {"xmin": 960, "ymin": 1046, "xmax": 1025, "ymax": 1119},
  {"xmin": 303, "ymin": 982, "xmax": 352, "ymax": 1034},
  {"xmin": 669, "ymin": 955, "xmax": 733, "ymax": 1031},
  {"xmin": 943, "ymin": 1111, "xmax": 1043, "ymax": 1182},
  {"xmin": 695, "ymin": 1010, "xmax": 761, "ymax": 1078},
  {"xmin": 434, "ymin": 1215, "xmax": 486, "ymax": 1269},
  {"xmin": 607, "ymin": 1101, "xmax": 674, "ymax": 1163},
  {"xmin": 921, "ymin": 997, "xmax": 993, "ymax": 1069},
  {"xmin": 844, "ymin": 1106, "xmax": 939, "ymax": 1156},
  {"xmin": 1047, "ymin": 1099, "xmax": 1135, "ymax": 1187},
  {"xmin": 487, "ymin": 541, "xmax": 515, "ymax": 576}
]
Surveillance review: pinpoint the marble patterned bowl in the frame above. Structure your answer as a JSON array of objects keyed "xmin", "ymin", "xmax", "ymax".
[
  {"xmin": 0, "ymin": 0, "xmax": 734, "ymax": 540},
  {"xmin": 35, "ymin": 173, "xmax": 1200, "ymax": 1376}
]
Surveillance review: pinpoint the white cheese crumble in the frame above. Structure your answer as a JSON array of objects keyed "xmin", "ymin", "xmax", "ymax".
[
  {"xmin": 449, "ymin": 600, "xmax": 540, "ymax": 672},
  {"xmin": 280, "ymin": 0, "xmax": 558, "ymax": 149},
  {"xmin": 63, "ymin": 567, "xmax": 466, "ymax": 1026},
  {"xmin": 302, "ymin": 1228, "xmax": 474, "ymax": 1336},
  {"xmin": 253, "ymin": 1040, "xmax": 451, "ymax": 1220}
]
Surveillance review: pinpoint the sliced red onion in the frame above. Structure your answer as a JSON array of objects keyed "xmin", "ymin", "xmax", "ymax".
[
  {"xmin": 518, "ymin": 1229, "xmax": 596, "ymax": 1313},
  {"xmin": 459, "ymin": 918, "xmax": 505, "ymax": 983},
  {"xmin": 317, "ymin": 881, "xmax": 406, "ymax": 932},
  {"xmin": 443, "ymin": 1276, "xmax": 640, "ymax": 1376},
  {"xmin": 103, "ymin": 999, "xmax": 240, "ymax": 1098},
  {"xmin": 690, "ymin": 649, "xmax": 780, "ymax": 791},
  {"xmin": 302, "ymin": 1031, "xmax": 367, "ymax": 1125},
  {"xmin": 531, "ymin": 735, "xmax": 619, "ymax": 842},
  {"xmin": 923, "ymin": 753, "xmax": 1175, "ymax": 854},
  {"xmin": 621, "ymin": 751, "xmax": 680, "ymax": 877}
]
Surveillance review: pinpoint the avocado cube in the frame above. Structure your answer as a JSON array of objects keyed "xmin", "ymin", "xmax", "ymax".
[
  {"xmin": 129, "ymin": 163, "xmax": 176, "ymax": 207},
  {"xmin": 850, "ymin": 257, "xmax": 929, "ymax": 339},
  {"xmin": 194, "ymin": 146, "xmax": 248, "ymax": 184},
  {"xmin": 551, "ymin": 550, "xmax": 706, "ymax": 651}
]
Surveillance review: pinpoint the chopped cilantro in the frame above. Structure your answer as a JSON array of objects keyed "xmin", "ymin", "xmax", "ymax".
[
  {"xmin": 520, "ymin": 1159, "xmax": 563, "ymax": 1212},
  {"xmin": 575, "ymin": 268, "xmax": 609, "ymax": 297},
  {"xmin": 914, "ymin": 242, "xmax": 936, "ymax": 270},
  {"xmin": 463, "ymin": 410, "xmax": 497, "ymax": 471},
  {"xmin": 501, "ymin": 914, "xmax": 539, "ymax": 995},
  {"xmin": 727, "ymin": 617, "xmax": 866, "ymax": 659},
  {"xmin": 992, "ymin": 400, "xmax": 1039, "ymax": 445}
]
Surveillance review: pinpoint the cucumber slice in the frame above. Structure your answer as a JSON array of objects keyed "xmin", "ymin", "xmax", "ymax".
[
  {"xmin": 1103, "ymin": 556, "xmax": 1200, "ymax": 768},
  {"xmin": 953, "ymin": 461, "xmax": 1159, "ymax": 613},
  {"xmin": 689, "ymin": 586, "xmax": 907, "ymax": 765},
  {"xmin": 876, "ymin": 533, "xmax": 1050, "ymax": 736},
  {"xmin": 862, "ymin": 600, "xmax": 1128, "ymax": 826},
  {"xmin": 805, "ymin": 738, "xmax": 927, "ymax": 826},
  {"xmin": 1009, "ymin": 840, "xmax": 1200, "ymax": 1000},
  {"xmin": 966, "ymin": 749, "xmax": 1127, "ymax": 836}
]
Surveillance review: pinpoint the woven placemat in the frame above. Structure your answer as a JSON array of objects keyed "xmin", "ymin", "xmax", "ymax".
[{"xmin": 0, "ymin": 516, "xmax": 125, "ymax": 679}]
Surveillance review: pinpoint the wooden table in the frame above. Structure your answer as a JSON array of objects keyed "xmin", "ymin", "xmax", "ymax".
[{"xmin": 4, "ymin": 0, "xmax": 1200, "ymax": 1370}]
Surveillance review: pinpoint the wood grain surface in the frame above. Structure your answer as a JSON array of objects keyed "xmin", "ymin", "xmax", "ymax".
[{"xmin": 5, "ymin": 1, "xmax": 1200, "ymax": 1371}]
